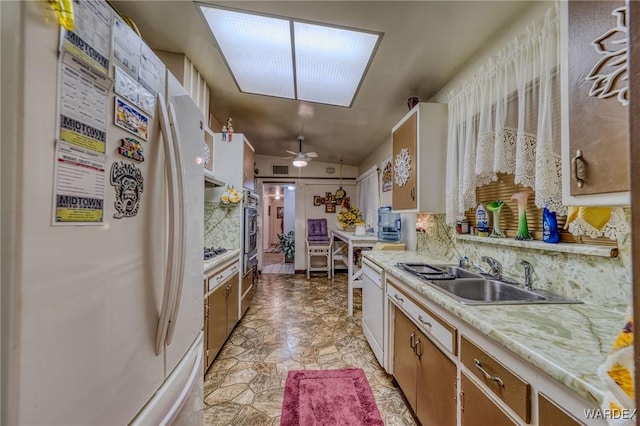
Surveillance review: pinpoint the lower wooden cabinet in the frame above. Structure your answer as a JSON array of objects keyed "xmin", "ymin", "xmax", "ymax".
[
  {"xmin": 538, "ymin": 393, "xmax": 583, "ymax": 426},
  {"xmin": 206, "ymin": 282, "xmax": 228, "ymax": 368},
  {"xmin": 204, "ymin": 269, "xmax": 239, "ymax": 371},
  {"xmin": 461, "ymin": 373, "xmax": 517, "ymax": 426},
  {"xmin": 240, "ymin": 270, "xmax": 254, "ymax": 317},
  {"xmin": 393, "ymin": 307, "xmax": 456, "ymax": 426}
]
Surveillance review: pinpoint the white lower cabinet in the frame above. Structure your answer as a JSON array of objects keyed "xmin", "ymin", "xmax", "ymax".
[
  {"xmin": 384, "ymin": 274, "xmax": 603, "ymax": 426},
  {"xmin": 362, "ymin": 259, "xmax": 385, "ymax": 367}
]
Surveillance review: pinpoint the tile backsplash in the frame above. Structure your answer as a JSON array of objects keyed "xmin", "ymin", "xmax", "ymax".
[
  {"xmin": 204, "ymin": 202, "xmax": 241, "ymax": 249},
  {"xmin": 416, "ymin": 212, "xmax": 631, "ymax": 310}
]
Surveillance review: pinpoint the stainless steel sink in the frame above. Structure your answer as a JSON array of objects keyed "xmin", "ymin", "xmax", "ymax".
[
  {"xmin": 429, "ymin": 278, "xmax": 544, "ymax": 303},
  {"xmin": 395, "ymin": 262, "xmax": 582, "ymax": 305},
  {"xmin": 427, "ymin": 278, "xmax": 582, "ymax": 305}
]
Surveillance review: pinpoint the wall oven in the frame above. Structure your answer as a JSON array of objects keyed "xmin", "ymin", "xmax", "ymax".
[{"xmin": 242, "ymin": 191, "xmax": 259, "ymax": 275}]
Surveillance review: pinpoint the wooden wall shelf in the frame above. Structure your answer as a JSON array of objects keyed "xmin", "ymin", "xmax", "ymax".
[{"xmin": 454, "ymin": 234, "xmax": 618, "ymax": 258}]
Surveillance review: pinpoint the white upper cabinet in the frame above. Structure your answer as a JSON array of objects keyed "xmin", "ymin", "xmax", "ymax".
[{"xmin": 560, "ymin": 0, "xmax": 630, "ymax": 206}]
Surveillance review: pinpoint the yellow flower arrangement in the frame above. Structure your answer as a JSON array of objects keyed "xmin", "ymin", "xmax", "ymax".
[
  {"xmin": 221, "ymin": 185, "xmax": 242, "ymax": 205},
  {"xmin": 337, "ymin": 199, "xmax": 366, "ymax": 229}
]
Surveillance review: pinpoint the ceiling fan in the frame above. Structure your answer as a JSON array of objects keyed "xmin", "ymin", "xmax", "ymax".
[{"xmin": 283, "ymin": 135, "xmax": 317, "ymax": 167}]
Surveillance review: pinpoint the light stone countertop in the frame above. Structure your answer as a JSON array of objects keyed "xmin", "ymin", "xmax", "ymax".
[
  {"xmin": 363, "ymin": 250, "xmax": 626, "ymax": 406},
  {"xmin": 203, "ymin": 249, "xmax": 241, "ymax": 275}
]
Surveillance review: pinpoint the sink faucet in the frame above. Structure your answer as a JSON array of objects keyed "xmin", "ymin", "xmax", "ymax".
[
  {"xmin": 481, "ymin": 256, "xmax": 502, "ymax": 278},
  {"xmin": 519, "ymin": 260, "xmax": 534, "ymax": 290}
]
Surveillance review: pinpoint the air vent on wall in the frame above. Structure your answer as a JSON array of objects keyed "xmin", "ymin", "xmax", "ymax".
[{"xmin": 272, "ymin": 165, "xmax": 290, "ymax": 175}]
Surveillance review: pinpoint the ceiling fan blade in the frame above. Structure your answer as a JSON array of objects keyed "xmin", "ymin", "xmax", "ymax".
[
  {"xmin": 285, "ymin": 150, "xmax": 299, "ymax": 156},
  {"xmin": 305, "ymin": 152, "xmax": 318, "ymax": 158},
  {"xmin": 282, "ymin": 155, "xmax": 294, "ymax": 159}
]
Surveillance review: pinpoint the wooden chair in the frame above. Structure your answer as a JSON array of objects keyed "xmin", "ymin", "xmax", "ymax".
[{"xmin": 305, "ymin": 218, "xmax": 333, "ymax": 279}]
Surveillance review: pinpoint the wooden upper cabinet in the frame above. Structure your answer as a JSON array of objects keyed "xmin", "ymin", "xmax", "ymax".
[
  {"xmin": 561, "ymin": 1, "xmax": 630, "ymax": 205},
  {"xmin": 391, "ymin": 103, "xmax": 447, "ymax": 212},
  {"xmin": 392, "ymin": 112, "xmax": 417, "ymax": 210},
  {"xmin": 243, "ymin": 140, "xmax": 255, "ymax": 191}
]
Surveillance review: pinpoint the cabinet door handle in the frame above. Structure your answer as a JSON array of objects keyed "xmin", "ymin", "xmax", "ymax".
[
  {"xmin": 394, "ymin": 294, "xmax": 404, "ymax": 303},
  {"xmin": 417, "ymin": 315, "xmax": 432, "ymax": 328},
  {"xmin": 410, "ymin": 187, "xmax": 416, "ymax": 201},
  {"xmin": 474, "ymin": 359, "xmax": 504, "ymax": 387},
  {"xmin": 410, "ymin": 332, "xmax": 416, "ymax": 348},
  {"xmin": 571, "ymin": 149, "xmax": 584, "ymax": 188},
  {"xmin": 414, "ymin": 338, "xmax": 422, "ymax": 357}
]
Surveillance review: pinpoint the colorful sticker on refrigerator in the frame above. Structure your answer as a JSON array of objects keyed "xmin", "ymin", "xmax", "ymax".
[
  {"xmin": 114, "ymin": 66, "xmax": 154, "ymax": 116},
  {"xmin": 117, "ymin": 137, "xmax": 144, "ymax": 162},
  {"xmin": 58, "ymin": 52, "xmax": 111, "ymax": 154},
  {"xmin": 110, "ymin": 161, "xmax": 143, "ymax": 219},
  {"xmin": 53, "ymin": 140, "xmax": 106, "ymax": 224},
  {"xmin": 62, "ymin": 0, "xmax": 112, "ymax": 75},
  {"xmin": 114, "ymin": 97, "xmax": 149, "ymax": 140}
]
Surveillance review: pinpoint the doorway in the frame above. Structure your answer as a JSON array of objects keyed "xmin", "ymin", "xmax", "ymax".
[{"xmin": 262, "ymin": 183, "xmax": 296, "ymax": 274}]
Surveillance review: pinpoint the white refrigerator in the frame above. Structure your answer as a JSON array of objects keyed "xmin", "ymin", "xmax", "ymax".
[{"xmin": 2, "ymin": 1, "xmax": 205, "ymax": 424}]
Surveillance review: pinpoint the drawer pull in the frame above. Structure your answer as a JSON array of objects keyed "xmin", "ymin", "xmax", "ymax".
[
  {"xmin": 571, "ymin": 149, "xmax": 584, "ymax": 188},
  {"xmin": 418, "ymin": 315, "xmax": 432, "ymax": 327},
  {"xmin": 410, "ymin": 332, "xmax": 416, "ymax": 348},
  {"xmin": 474, "ymin": 359, "xmax": 504, "ymax": 387},
  {"xmin": 394, "ymin": 294, "xmax": 404, "ymax": 303}
]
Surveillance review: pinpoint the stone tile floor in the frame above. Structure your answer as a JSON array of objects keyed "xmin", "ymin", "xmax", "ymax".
[{"xmin": 203, "ymin": 272, "xmax": 417, "ymax": 425}]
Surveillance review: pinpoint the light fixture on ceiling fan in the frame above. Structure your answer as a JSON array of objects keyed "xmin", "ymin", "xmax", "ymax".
[{"xmin": 283, "ymin": 135, "xmax": 317, "ymax": 167}]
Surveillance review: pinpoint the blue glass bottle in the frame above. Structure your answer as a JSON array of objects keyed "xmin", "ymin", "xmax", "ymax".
[{"xmin": 542, "ymin": 207, "xmax": 560, "ymax": 243}]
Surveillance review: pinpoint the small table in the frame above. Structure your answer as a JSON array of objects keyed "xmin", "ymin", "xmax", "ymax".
[{"xmin": 331, "ymin": 229, "xmax": 380, "ymax": 316}]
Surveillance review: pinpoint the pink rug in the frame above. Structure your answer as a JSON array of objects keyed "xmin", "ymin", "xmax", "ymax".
[{"xmin": 280, "ymin": 368, "xmax": 384, "ymax": 426}]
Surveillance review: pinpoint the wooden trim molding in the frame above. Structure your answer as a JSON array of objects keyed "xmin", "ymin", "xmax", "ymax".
[{"xmin": 630, "ymin": 0, "xmax": 640, "ymax": 413}]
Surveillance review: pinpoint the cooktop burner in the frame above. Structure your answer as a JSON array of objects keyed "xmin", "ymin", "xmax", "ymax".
[{"xmin": 204, "ymin": 247, "xmax": 227, "ymax": 260}]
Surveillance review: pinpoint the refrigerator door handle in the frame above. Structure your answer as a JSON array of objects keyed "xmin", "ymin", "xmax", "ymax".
[
  {"xmin": 165, "ymin": 101, "xmax": 187, "ymax": 346},
  {"xmin": 155, "ymin": 94, "xmax": 180, "ymax": 356}
]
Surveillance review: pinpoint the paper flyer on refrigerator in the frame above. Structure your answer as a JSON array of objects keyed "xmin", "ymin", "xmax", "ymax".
[
  {"xmin": 62, "ymin": 0, "xmax": 112, "ymax": 75},
  {"xmin": 53, "ymin": 140, "xmax": 106, "ymax": 224},
  {"xmin": 58, "ymin": 52, "xmax": 111, "ymax": 154}
]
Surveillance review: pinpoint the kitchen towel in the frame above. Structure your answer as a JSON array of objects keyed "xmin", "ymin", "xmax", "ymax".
[{"xmin": 597, "ymin": 308, "xmax": 635, "ymax": 425}]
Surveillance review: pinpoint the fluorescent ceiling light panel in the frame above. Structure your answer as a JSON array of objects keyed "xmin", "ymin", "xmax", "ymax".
[
  {"xmin": 199, "ymin": 6, "xmax": 295, "ymax": 99},
  {"xmin": 198, "ymin": 5, "xmax": 381, "ymax": 107},
  {"xmin": 294, "ymin": 22, "xmax": 379, "ymax": 107}
]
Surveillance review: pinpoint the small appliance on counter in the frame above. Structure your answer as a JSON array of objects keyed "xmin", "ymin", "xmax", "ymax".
[{"xmin": 377, "ymin": 206, "xmax": 401, "ymax": 241}]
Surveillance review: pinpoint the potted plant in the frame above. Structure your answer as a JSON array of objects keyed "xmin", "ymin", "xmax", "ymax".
[{"xmin": 275, "ymin": 230, "xmax": 295, "ymax": 263}]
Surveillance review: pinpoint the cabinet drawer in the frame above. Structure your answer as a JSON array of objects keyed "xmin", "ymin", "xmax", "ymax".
[
  {"xmin": 387, "ymin": 283, "xmax": 456, "ymax": 355},
  {"xmin": 461, "ymin": 336, "xmax": 530, "ymax": 423},
  {"xmin": 362, "ymin": 259, "xmax": 382, "ymax": 284},
  {"xmin": 538, "ymin": 393, "xmax": 584, "ymax": 426},
  {"xmin": 207, "ymin": 261, "xmax": 240, "ymax": 292}
]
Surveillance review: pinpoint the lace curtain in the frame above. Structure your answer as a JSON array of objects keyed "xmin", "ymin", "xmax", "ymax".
[{"xmin": 446, "ymin": 6, "xmax": 564, "ymax": 225}]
